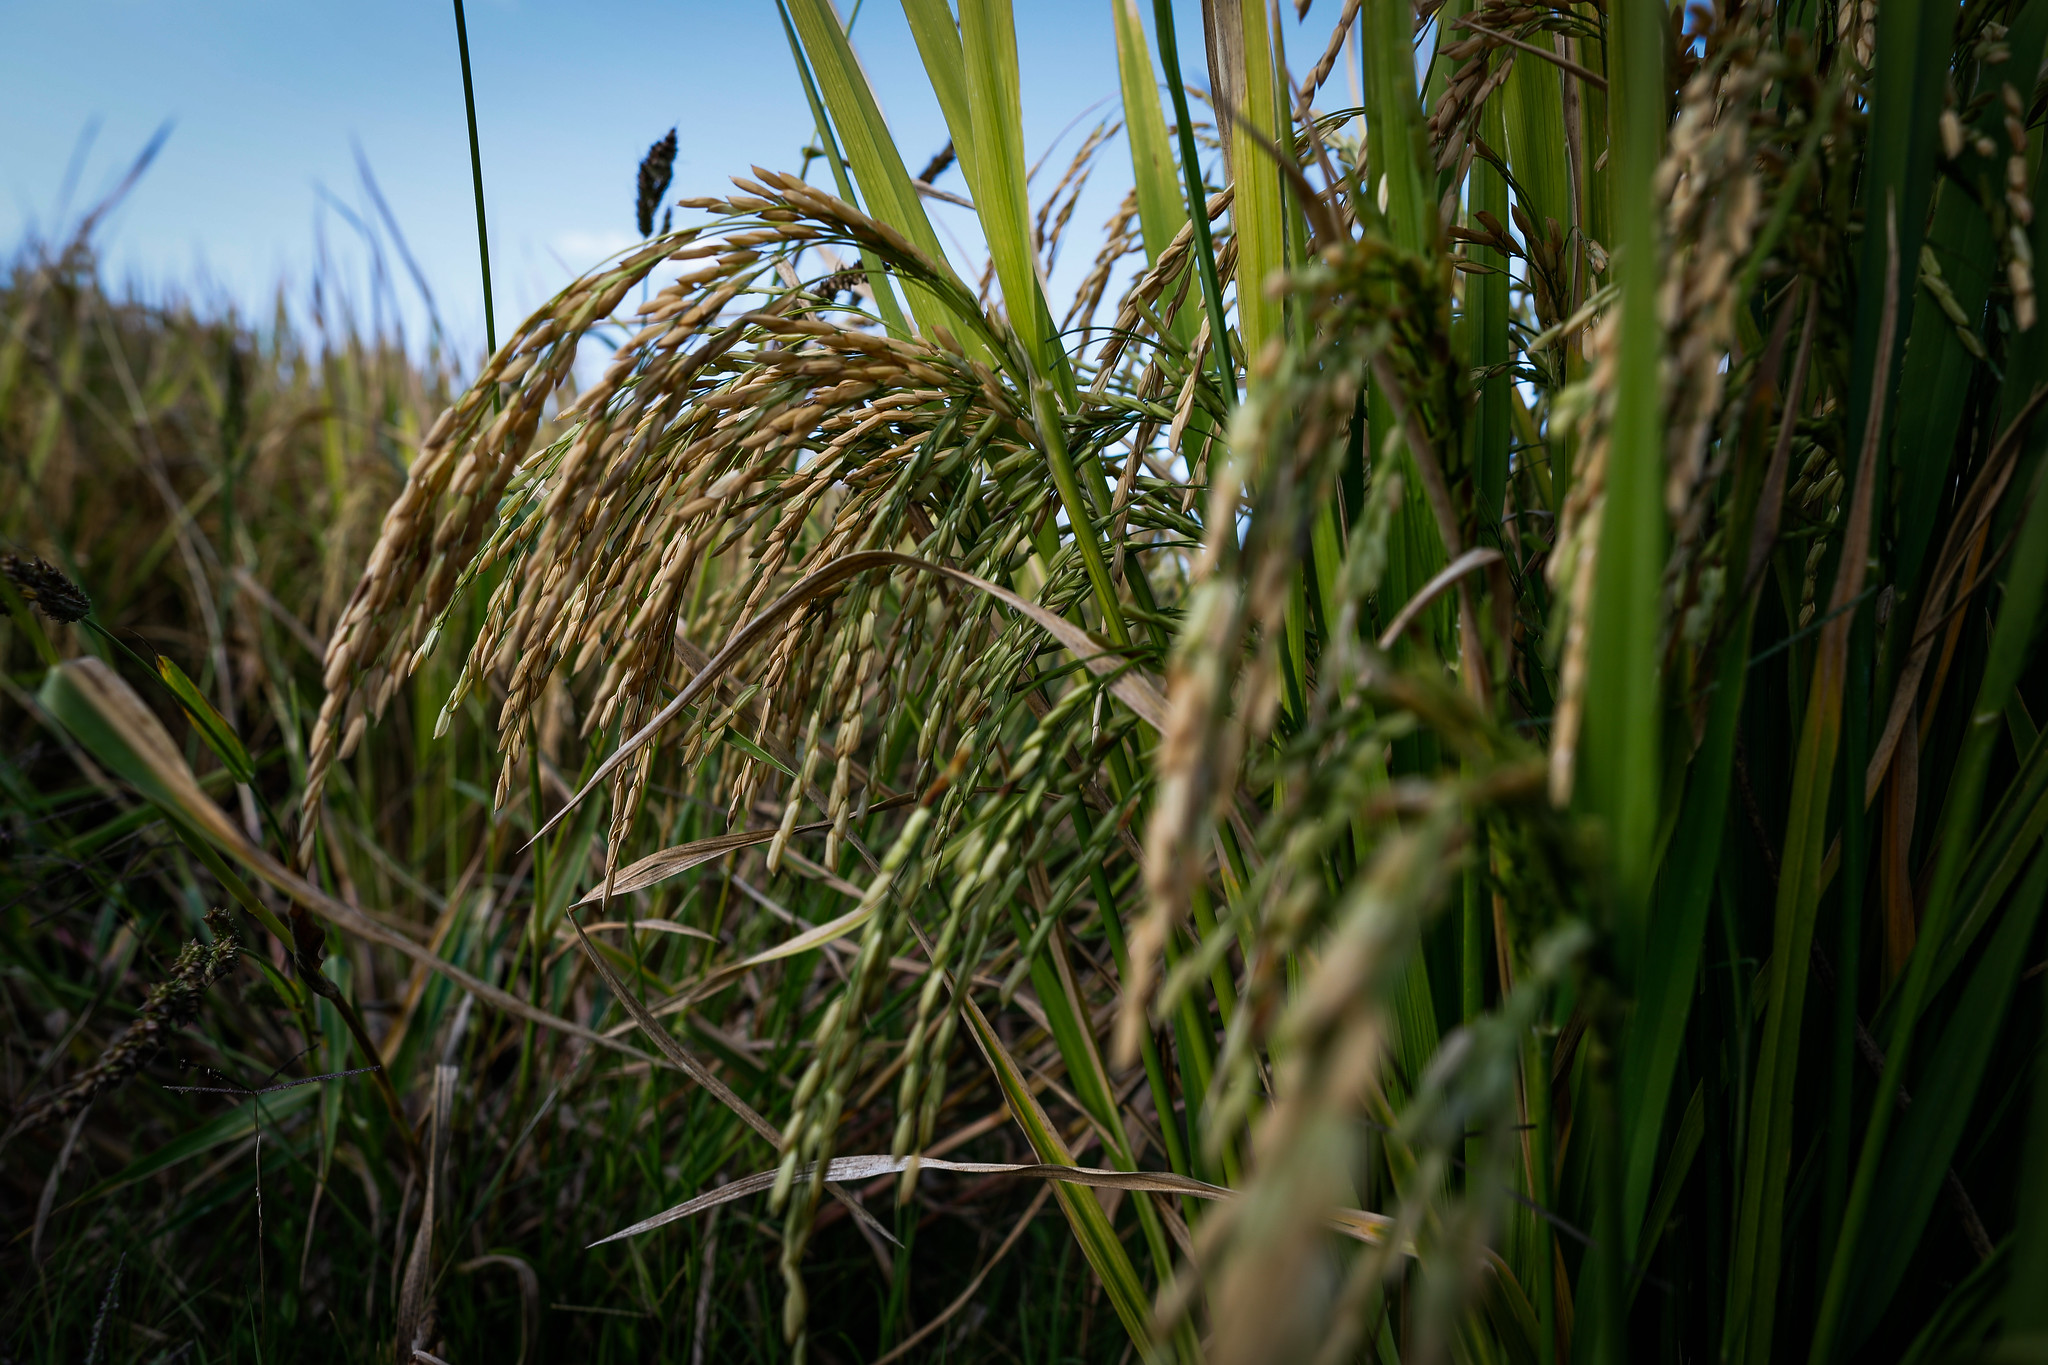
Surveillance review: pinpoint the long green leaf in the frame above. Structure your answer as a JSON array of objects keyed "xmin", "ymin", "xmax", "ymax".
[
  {"xmin": 959, "ymin": 990, "xmax": 1165, "ymax": 1358},
  {"xmin": 900, "ymin": 0, "xmax": 1055, "ymax": 377},
  {"xmin": 1579, "ymin": 0, "xmax": 1663, "ymax": 961},
  {"xmin": 1730, "ymin": 230, "xmax": 1894, "ymax": 1363},
  {"xmin": 1812, "ymin": 439, "xmax": 2048, "ymax": 1364},
  {"xmin": 1154, "ymin": 0, "xmax": 1238, "ymax": 407},
  {"xmin": 777, "ymin": 0, "xmax": 913, "ymax": 337},
  {"xmin": 39, "ymin": 658, "xmax": 290, "ymax": 945},
  {"xmin": 1205, "ymin": 0, "xmax": 1286, "ymax": 364},
  {"xmin": 959, "ymin": 0, "xmax": 1063, "ymax": 377},
  {"xmin": 1113, "ymin": 0, "xmax": 1189, "ymax": 265},
  {"xmin": 1361, "ymin": 0, "xmax": 1435, "ymax": 258},
  {"xmin": 784, "ymin": 0, "xmax": 976, "ymax": 343},
  {"xmin": 899, "ymin": 0, "xmax": 975, "ymax": 168},
  {"xmin": 1928, "ymin": 728, "xmax": 2048, "ymax": 999},
  {"xmin": 154, "ymin": 653, "xmax": 254, "ymax": 785},
  {"xmin": 1842, "ymin": 842, "xmax": 2048, "ymax": 1347},
  {"xmin": 1620, "ymin": 607, "xmax": 1750, "ymax": 1247},
  {"xmin": 1498, "ymin": 31, "xmax": 1570, "ymax": 240}
]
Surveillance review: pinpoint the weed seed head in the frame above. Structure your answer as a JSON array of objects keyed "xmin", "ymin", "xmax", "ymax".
[
  {"xmin": 2, "ymin": 554, "xmax": 90, "ymax": 623},
  {"xmin": 637, "ymin": 128, "xmax": 678, "ymax": 237},
  {"xmin": 5, "ymin": 909, "xmax": 239, "ymax": 1138}
]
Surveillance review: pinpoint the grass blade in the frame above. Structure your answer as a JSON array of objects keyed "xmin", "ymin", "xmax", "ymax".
[
  {"xmin": 1812, "ymin": 419, "xmax": 2048, "ymax": 1365},
  {"xmin": 450, "ymin": 0, "xmax": 496, "ymax": 357},
  {"xmin": 777, "ymin": 0, "xmax": 913, "ymax": 337},
  {"xmin": 1204, "ymin": 0, "xmax": 1286, "ymax": 362},
  {"xmin": 1730, "ymin": 208, "xmax": 1898, "ymax": 1365},
  {"xmin": 783, "ymin": 0, "xmax": 976, "ymax": 342},
  {"xmin": 959, "ymin": 0, "xmax": 1067, "ymax": 383},
  {"xmin": 1361, "ymin": 0, "xmax": 1435, "ymax": 256},
  {"xmin": 1115, "ymin": 0, "xmax": 1190, "ymax": 264},
  {"xmin": 1841, "ymin": 842, "xmax": 2048, "ymax": 1346},
  {"xmin": 1579, "ymin": 0, "xmax": 1663, "ymax": 957}
]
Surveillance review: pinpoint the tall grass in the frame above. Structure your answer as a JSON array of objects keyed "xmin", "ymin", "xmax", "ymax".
[{"xmin": 9, "ymin": 0, "xmax": 2048, "ymax": 1361}]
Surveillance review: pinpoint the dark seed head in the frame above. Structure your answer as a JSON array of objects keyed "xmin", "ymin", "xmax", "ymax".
[
  {"xmin": 2, "ymin": 555, "xmax": 91, "ymax": 623},
  {"xmin": 817, "ymin": 266, "xmax": 867, "ymax": 305},
  {"xmin": 636, "ymin": 128, "xmax": 678, "ymax": 238},
  {"xmin": 917, "ymin": 141, "xmax": 956, "ymax": 185},
  {"xmin": 2, "ymin": 909, "xmax": 238, "ymax": 1138}
]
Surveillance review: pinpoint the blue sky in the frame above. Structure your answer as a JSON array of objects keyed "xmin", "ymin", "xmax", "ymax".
[{"xmin": 1, "ymin": 0, "xmax": 1250, "ymax": 362}]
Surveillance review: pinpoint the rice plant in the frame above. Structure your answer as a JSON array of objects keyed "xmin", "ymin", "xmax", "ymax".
[
  {"xmin": 0, "ymin": 168, "xmax": 1163, "ymax": 1365},
  {"xmin": 11, "ymin": 0, "xmax": 2048, "ymax": 1360}
]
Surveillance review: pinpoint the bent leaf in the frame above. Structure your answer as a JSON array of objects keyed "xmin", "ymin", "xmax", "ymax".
[
  {"xmin": 594, "ymin": 1150, "xmax": 1402, "ymax": 1250},
  {"xmin": 572, "ymin": 823, "xmax": 826, "ymax": 905},
  {"xmin": 154, "ymin": 654, "xmax": 254, "ymax": 784}
]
